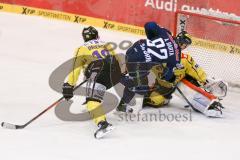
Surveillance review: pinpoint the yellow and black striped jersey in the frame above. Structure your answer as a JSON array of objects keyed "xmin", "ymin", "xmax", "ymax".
[{"xmin": 67, "ymin": 39, "xmax": 119, "ymax": 86}]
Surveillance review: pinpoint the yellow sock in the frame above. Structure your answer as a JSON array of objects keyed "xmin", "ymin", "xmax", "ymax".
[{"xmin": 86, "ymin": 100, "xmax": 106, "ymax": 125}]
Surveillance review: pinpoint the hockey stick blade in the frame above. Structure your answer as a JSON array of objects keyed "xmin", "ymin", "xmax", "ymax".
[
  {"xmin": 1, "ymin": 79, "xmax": 88, "ymax": 130},
  {"xmin": 1, "ymin": 122, "xmax": 23, "ymax": 130}
]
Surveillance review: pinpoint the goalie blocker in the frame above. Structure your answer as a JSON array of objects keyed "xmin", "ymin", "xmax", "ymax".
[{"xmin": 176, "ymin": 79, "xmax": 227, "ymax": 118}]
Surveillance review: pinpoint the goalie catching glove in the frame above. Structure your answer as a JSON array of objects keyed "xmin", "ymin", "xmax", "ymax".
[{"xmin": 204, "ymin": 78, "xmax": 228, "ymax": 98}]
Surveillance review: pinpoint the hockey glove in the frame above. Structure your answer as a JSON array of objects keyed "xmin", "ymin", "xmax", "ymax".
[
  {"xmin": 156, "ymin": 79, "xmax": 174, "ymax": 89},
  {"xmin": 173, "ymin": 63, "xmax": 185, "ymax": 84},
  {"xmin": 62, "ymin": 83, "xmax": 74, "ymax": 100}
]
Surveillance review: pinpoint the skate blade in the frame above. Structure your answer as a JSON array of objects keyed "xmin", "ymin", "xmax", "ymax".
[{"xmin": 95, "ymin": 125, "xmax": 115, "ymax": 139}]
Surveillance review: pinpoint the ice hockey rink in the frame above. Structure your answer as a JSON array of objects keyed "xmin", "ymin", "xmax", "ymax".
[{"xmin": 0, "ymin": 12, "xmax": 240, "ymax": 160}]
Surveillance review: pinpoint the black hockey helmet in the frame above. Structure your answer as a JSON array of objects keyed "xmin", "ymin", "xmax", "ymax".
[
  {"xmin": 176, "ymin": 31, "xmax": 192, "ymax": 46},
  {"xmin": 82, "ymin": 26, "xmax": 99, "ymax": 42}
]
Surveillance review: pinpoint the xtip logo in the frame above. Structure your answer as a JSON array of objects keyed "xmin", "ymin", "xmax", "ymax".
[
  {"xmin": 22, "ymin": 7, "xmax": 35, "ymax": 15},
  {"xmin": 103, "ymin": 21, "xmax": 115, "ymax": 29},
  {"xmin": 74, "ymin": 16, "xmax": 87, "ymax": 23},
  {"xmin": 229, "ymin": 46, "xmax": 240, "ymax": 55},
  {"xmin": 179, "ymin": 15, "xmax": 187, "ymax": 32}
]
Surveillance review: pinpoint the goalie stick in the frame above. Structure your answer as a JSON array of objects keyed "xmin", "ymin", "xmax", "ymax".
[
  {"xmin": 1, "ymin": 80, "xmax": 88, "ymax": 130},
  {"xmin": 176, "ymin": 85, "xmax": 195, "ymax": 110}
]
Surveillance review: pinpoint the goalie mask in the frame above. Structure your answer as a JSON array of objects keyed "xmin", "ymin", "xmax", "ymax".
[
  {"xmin": 82, "ymin": 26, "xmax": 99, "ymax": 42},
  {"xmin": 176, "ymin": 31, "xmax": 192, "ymax": 49}
]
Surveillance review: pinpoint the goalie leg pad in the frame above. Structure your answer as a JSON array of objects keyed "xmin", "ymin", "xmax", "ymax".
[
  {"xmin": 192, "ymin": 94, "xmax": 223, "ymax": 118},
  {"xmin": 176, "ymin": 80, "xmax": 223, "ymax": 118}
]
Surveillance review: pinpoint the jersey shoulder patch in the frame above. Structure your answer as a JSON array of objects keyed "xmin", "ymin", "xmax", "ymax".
[{"xmin": 181, "ymin": 52, "xmax": 188, "ymax": 59}]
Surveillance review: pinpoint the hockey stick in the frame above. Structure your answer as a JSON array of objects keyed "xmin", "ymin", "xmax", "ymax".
[
  {"xmin": 176, "ymin": 86, "xmax": 195, "ymax": 109},
  {"xmin": 1, "ymin": 79, "xmax": 88, "ymax": 130}
]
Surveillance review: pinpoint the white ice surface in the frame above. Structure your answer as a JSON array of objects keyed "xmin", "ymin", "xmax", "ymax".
[{"xmin": 0, "ymin": 12, "xmax": 240, "ymax": 160}]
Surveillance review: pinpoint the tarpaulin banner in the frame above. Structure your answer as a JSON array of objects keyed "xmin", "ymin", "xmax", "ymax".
[{"xmin": 0, "ymin": 0, "xmax": 240, "ymax": 32}]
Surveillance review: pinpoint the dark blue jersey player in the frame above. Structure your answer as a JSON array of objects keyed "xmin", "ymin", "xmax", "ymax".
[
  {"xmin": 116, "ymin": 22, "xmax": 182, "ymax": 113},
  {"xmin": 127, "ymin": 22, "xmax": 180, "ymax": 80}
]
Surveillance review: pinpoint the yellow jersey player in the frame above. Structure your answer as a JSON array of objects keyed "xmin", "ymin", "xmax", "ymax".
[
  {"xmin": 62, "ymin": 26, "xmax": 122, "ymax": 139},
  {"xmin": 143, "ymin": 32, "xmax": 227, "ymax": 117},
  {"xmin": 145, "ymin": 52, "xmax": 207, "ymax": 108}
]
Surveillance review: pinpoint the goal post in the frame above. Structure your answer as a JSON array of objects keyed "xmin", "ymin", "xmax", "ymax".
[{"xmin": 174, "ymin": 10, "xmax": 240, "ymax": 87}]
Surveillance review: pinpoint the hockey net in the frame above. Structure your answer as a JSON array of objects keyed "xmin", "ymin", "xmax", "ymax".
[{"xmin": 174, "ymin": 10, "xmax": 240, "ymax": 88}]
